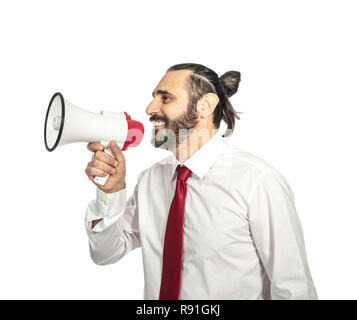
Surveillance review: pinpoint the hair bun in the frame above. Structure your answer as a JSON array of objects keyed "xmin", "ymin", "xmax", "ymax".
[{"xmin": 220, "ymin": 71, "xmax": 241, "ymax": 97}]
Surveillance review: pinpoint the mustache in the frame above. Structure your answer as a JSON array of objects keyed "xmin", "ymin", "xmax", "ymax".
[{"xmin": 149, "ymin": 114, "xmax": 168, "ymax": 124}]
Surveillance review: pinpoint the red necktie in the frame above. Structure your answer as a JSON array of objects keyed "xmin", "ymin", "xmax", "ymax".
[{"xmin": 159, "ymin": 165, "xmax": 192, "ymax": 300}]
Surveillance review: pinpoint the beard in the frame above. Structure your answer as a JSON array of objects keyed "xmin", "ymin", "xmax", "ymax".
[{"xmin": 150, "ymin": 100, "xmax": 198, "ymax": 151}]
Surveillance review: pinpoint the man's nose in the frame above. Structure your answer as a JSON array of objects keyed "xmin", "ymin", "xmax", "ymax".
[{"xmin": 146, "ymin": 100, "xmax": 160, "ymax": 115}]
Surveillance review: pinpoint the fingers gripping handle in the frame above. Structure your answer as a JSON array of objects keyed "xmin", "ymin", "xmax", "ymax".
[{"xmin": 93, "ymin": 141, "xmax": 114, "ymax": 186}]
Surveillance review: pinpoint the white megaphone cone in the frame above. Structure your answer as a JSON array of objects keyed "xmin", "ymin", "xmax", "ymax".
[{"xmin": 44, "ymin": 92, "xmax": 145, "ymax": 185}]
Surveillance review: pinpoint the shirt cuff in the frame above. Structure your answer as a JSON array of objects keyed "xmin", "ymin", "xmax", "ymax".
[{"xmin": 85, "ymin": 187, "xmax": 127, "ymax": 233}]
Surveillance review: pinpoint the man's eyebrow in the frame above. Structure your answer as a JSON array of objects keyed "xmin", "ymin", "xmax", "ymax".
[{"xmin": 152, "ymin": 89, "xmax": 175, "ymax": 98}]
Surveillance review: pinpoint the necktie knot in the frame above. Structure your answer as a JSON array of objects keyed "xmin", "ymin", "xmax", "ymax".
[{"xmin": 176, "ymin": 165, "xmax": 191, "ymax": 183}]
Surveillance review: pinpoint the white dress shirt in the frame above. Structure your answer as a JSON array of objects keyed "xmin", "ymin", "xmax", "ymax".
[{"xmin": 85, "ymin": 133, "xmax": 318, "ymax": 300}]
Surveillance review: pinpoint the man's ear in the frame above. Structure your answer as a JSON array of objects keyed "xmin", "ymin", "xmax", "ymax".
[{"xmin": 196, "ymin": 93, "xmax": 219, "ymax": 119}]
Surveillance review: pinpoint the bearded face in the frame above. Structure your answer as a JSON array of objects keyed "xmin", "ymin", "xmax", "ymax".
[
  {"xmin": 146, "ymin": 70, "xmax": 205, "ymax": 151},
  {"xmin": 149, "ymin": 98, "xmax": 198, "ymax": 150}
]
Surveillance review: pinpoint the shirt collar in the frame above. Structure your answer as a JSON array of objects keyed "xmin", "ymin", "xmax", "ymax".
[{"xmin": 169, "ymin": 132, "xmax": 226, "ymax": 181}]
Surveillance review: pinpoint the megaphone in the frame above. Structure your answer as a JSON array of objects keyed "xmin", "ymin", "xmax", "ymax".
[{"xmin": 44, "ymin": 92, "xmax": 144, "ymax": 185}]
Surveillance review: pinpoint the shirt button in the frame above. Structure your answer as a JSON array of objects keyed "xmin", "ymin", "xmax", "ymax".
[{"xmin": 103, "ymin": 200, "xmax": 108, "ymax": 206}]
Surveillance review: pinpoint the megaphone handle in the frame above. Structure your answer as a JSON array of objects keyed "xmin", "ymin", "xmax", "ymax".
[{"xmin": 93, "ymin": 142, "xmax": 114, "ymax": 186}]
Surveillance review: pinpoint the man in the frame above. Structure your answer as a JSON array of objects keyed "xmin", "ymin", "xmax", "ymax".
[{"xmin": 84, "ymin": 63, "xmax": 318, "ymax": 300}]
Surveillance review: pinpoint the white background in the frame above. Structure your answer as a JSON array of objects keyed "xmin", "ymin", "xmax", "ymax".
[{"xmin": 0, "ymin": 0, "xmax": 356, "ymax": 299}]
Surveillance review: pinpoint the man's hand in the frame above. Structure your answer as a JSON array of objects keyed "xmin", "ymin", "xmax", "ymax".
[{"xmin": 85, "ymin": 140, "xmax": 126, "ymax": 194}]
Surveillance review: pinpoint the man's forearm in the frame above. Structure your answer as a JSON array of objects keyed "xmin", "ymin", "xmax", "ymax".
[
  {"xmin": 91, "ymin": 183, "xmax": 126, "ymax": 230},
  {"xmin": 92, "ymin": 219, "xmax": 103, "ymax": 230}
]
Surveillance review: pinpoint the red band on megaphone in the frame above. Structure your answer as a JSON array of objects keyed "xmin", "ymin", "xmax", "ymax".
[{"xmin": 123, "ymin": 118, "xmax": 145, "ymax": 150}]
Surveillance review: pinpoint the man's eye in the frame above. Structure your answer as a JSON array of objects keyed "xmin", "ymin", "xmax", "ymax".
[{"xmin": 162, "ymin": 96, "xmax": 169, "ymax": 102}]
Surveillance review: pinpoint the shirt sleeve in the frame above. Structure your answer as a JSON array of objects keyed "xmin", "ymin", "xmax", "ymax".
[
  {"xmin": 84, "ymin": 183, "xmax": 140, "ymax": 266},
  {"xmin": 247, "ymin": 170, "xmax": 318, "ymax": 300}
]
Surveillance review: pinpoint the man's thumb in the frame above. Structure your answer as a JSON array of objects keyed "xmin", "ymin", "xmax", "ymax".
[{"xmin": 109, "ymin": 140, "xmax": 124, "ymax": 161}]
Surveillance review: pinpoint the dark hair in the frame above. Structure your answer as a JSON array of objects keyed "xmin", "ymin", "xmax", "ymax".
[{"xmin": 166, "ymin": 63, "xmax": 241, "ymax": 136}]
